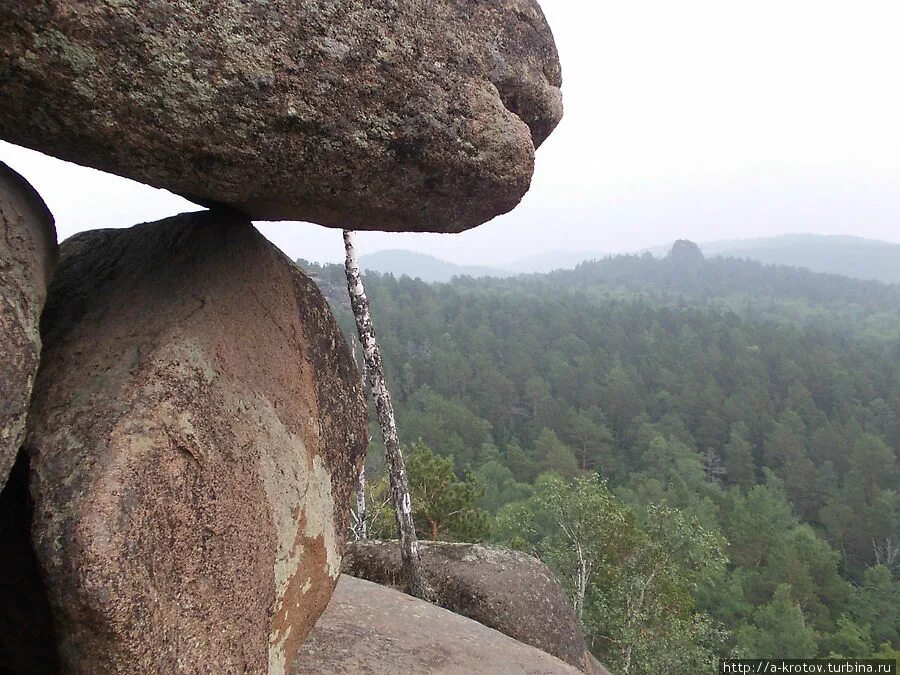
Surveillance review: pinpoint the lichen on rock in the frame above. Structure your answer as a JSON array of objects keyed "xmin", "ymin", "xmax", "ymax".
[{"xmin": 0, "ymin": 0, "xmax": 563, "ymax": 232}]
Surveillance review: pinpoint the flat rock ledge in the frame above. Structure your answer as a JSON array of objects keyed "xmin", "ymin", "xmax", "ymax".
[
  {"xmin": 343, "ymin": 539, "xmax": 595, "ymax": 673},
  {"xmin": 293, "ymin": 575, "xmax": 581, "ymax": 675}
]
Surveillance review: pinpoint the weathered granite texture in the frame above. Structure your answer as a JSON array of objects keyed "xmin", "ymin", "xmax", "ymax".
[
  {"xmin": 0, "ymin": 161, "xmax": 56, "ymax": 491},
  {"xmin": 0, "ymin": 1, "xmax": 562, "ymax": 232},
  {"xmin": 25, "ymin": 212, "xmax": 367, "ymax": 674}
]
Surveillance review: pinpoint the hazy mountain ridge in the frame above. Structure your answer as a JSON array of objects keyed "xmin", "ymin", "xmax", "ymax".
[
  {"xmin": 358, "ymin": 250, "xmax": 513, "ymax": 283},
  {"xmin": 359, "ymin": 248, "xmax": 610, "ymax": 279},
  {"xmin": 705, "ymin": 234, "xmax": 900, "ymax": 283},
  {"xmin": 501, "ymin": 249, "xmax": 607, "ymax": 274},
  {"xmin": 358, "ymin": 234, "xmax": 900, "ymax": 284},
  {"xmin": 302, "ymin": 240, "xmax": 900, "ymax": 345}
]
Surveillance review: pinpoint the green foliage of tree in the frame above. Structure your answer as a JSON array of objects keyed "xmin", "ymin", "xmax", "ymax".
[
  {"xmin": 495, "ymin": 474, "xmax": 730, "ymax": 673},
  {"xmin": 723, "ymin": 422, "xmax": 756, "ymax": 489},
  {"xmin": 708, "ymin": 477, "xmax": 853, "ymax": 642},
  {"xmin": 535, "ymin": 428, "xmax": 580, "ymax": 480},
  {"xmin": 504, "ymin": 441, "xmax": 539, "ymax": 483},
  {"xmin": 823, "ymin": 615, "xmax": 875, "ymax": 658},
  {"xmin": 367, "ymin": 441, "xmax": 490, "ymax": 543},
  {"xmin": 850, "ymin": 565, "xmax": 900, "ymax": 648},
  {"xmin": 471, "ymin": 454, "xmax": 532, "ymax": 513},
  {"xmin": 737, "ymin": 584, "xmax": 819, "ymax": 657}
]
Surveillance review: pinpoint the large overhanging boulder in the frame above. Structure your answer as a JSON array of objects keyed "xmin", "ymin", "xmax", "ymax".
[{"xmin": 0, "ymin": 1, "xmax": 563, "ymax": 232}]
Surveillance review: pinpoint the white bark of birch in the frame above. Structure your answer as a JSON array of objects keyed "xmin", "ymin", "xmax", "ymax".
[
  {"xmin": 350, "ymin": 337, "xmax": 368, "ymax": 541},
  {"xmin": 353, "ymin": 465, "xmax": 368, "ymax": 540},
  {"xmin": 343, "ymin": 230, "xmax": 428, "ymax": 598}
]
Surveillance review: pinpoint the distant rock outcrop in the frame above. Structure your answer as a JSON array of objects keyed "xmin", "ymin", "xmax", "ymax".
[
  {"xmin": 668, "ymin": 239, "xmax": 706, "ymax": 267},
  {"xmin": 0, "ymin": 162, "xmax": 56, "ymax": 491},
  {"xmin": 343, "ymin": 540, "xmax": 594, "ymax": 673},
  {"xmin": 293, "ymin": 575, "xmax": 582, "ymax": 674},
  {"xmin": 0, "ymin": 0, "xmax": 562, "ymax": 232},
  {"xmin": 24, "ymin": 212, "xmax": 368, "ymax": 674}
]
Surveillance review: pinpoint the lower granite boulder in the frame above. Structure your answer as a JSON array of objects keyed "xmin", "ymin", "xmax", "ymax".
[
  {"xmin": 0, "ymin": 161, "xmax": 56, "ymax": 491},
  {"xmin": 293, "ymin": 575, "xmax": 581, "ymax": 674},
  {"xmin": 343, "ymin": 540, "xmax": 594, "ymax": 673},
  {"xmin": 24, "ymin": 212, "xmax": 368, "ymax": 674}
]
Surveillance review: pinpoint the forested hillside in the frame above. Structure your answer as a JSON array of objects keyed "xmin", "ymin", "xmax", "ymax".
[{"xmin": 298, "ymin": 249, "xmax": 899, "ymax": 672}]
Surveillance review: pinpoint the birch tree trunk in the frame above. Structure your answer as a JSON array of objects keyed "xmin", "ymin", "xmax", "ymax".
[
  {"xmin": 350, "ymin": 338, "xmax": 368, "ymax": 541},
  {"xmin": 353, "ymin": 465, "xmax": 368, "ymax": 540},
  {"xmin": 342, "ymin": 230, "xmax": 428, "ymax": 599}
]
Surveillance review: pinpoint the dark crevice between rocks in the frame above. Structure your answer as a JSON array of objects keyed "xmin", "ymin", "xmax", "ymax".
[{"xmin": 0, "ymin": 450, "xmax": 59, "ymax": 675}]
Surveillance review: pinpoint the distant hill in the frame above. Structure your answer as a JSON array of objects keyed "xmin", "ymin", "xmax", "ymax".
[
  {"xmin": 502, "ymin": 250, "xmax": 607, "ymax": 274},
  {"xmin": 358, "ymin": 250, "xmax": 511, "ymax": 282},
  {"xmin": 359, "ymin": 249, "xmax": 608, "ymax": 279},
  {"xmin": 701, "ymin": 234, "xmax": 900, "ymax": 284}
]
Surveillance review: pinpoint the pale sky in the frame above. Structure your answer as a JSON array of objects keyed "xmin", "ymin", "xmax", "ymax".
[{"xmin": 3, "ymin": 0, "xmax": 899, "ymax": 265}]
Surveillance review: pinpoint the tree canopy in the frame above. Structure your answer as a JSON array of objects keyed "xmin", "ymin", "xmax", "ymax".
[{"xmin": 299, "ymin": 252, "xmax": 900, "ymax": 670}]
